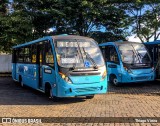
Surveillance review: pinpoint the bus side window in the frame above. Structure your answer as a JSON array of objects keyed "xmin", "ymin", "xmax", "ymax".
[
  {"xmin": 31, "ymin": 45, "xmax": 37, "ymax": 63},
  {"xmin": 109, "ymin": 46, "xmax": 119, "ymax": 63},
  {"xmin": 45, "ymin": 42, "xmax": 54, "ymax": 67},
  {"xmin": 17, "ymin": 48, "xmax": 24, "ymax": 62},
  {"xmin": 24, "ymin": 46, "xmax": 31, "ymax": 63},
  {"xmin": 105, "ymin": 46, "xmax": 110, "ymax": 61},
  {"xmin": 101, "ymin": 46, "xmax": 107, "ymax": 61}
]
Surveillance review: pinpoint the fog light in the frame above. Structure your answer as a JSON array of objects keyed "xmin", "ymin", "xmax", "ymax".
[{"xmin": 118, "ymin": 74, "xmax": 121, "ymax": 76}]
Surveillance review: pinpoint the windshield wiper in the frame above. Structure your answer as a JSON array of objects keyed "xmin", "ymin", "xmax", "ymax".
[
  {"xmin": 82, "ymin": 47, "xmax": 98, "ymax": 69},
  {"xmin": 71, "ymin": 41, "xmax": 83, "ymax": 70},
  {"xmin": 71, "ymin": 54, "xmax": 79, "ymax": 70}
]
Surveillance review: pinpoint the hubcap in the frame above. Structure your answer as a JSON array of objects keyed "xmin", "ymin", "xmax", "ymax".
[
  {"xmin": 50, "ymin": 88, "xmax": 53, "ymax": 98},
  {"xmin": 21, "ymin": 81, "xmax": 23, "ymax": 87},
  {"xmin": 113, "ymin": 78, "xmax": 118, "ymax": 85}
]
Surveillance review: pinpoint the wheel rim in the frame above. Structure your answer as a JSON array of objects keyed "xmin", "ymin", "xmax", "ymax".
[
  {"xmin": 113, "ymin": 78, "xmax": 118, "ymax": 85},
  {"xmin": 49, "ymin": 88, "xmax": 53, "ymax": 98},
  {"xmin": 21, "ymin": 81, "xmax": 23, "ymax": 87}
]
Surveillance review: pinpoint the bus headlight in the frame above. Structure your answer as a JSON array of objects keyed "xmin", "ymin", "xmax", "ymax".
[
  {"xmin": 101, "ymin": 70, "xmax": 107, "ymax": 80},
  {"xmin": 64, "ymin": 77, "xmax": 72, "ymax": 84},
  {"xmin": 59, "ymin": 72, "xmax": 72, "ymax": 84}
]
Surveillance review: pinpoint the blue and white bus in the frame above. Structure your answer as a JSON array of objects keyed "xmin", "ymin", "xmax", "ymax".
[
  {"xmin": 12, "ymin": 35, "xmax": 107, "ymax": 99},
  {"xmin": 99, "ymin": 41, "xmax": 155, "ymax": 86},
  {"xmin": 144, "ymin": 40, "xmax": 160, "ymax": 79}
]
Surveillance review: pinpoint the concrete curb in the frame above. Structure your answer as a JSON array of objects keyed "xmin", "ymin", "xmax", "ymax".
[{"xmin": 0, "ymin": 73, "xmax": 11, "ymax": 77}]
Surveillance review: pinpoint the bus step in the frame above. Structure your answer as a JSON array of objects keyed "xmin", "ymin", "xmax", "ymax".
[{"xmin": 37, "ymin": 89, "xmax": 45, "ymax": 93}]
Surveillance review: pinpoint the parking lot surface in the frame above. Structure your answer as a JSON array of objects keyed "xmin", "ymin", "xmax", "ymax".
[{"xmin": 0, "ymin": 77, "xmax": 159, "ymax": 126}]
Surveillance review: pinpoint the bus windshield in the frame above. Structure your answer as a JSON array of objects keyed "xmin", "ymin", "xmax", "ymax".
[
  {"xmin": 55, "ymin": 39, "xmax": 104, "ymax": 68},
  {"xmin": 118, "ymin": 43, "xmax": 151, "ymax": 67}
]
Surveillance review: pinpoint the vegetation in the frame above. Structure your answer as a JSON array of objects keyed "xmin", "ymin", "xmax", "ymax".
[{"xmin": 0, "ymin": 0, "xmax": 160, "ymax": 52}]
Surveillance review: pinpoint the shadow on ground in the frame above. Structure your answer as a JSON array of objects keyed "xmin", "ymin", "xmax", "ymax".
[
  {"xmin": 0, "ymin": 77, "xmax": 160, "ymax": 105},
  {"xmin": 0, "ymin": 77, "xmax": 86, "ymax": 105},
  {"xmin": 108, "ymin": 80, "xmax": 160, "ymax": 96}
]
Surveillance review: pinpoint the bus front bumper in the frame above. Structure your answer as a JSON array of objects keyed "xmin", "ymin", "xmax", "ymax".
[
  {"xmin": 121, "ymin": 72, "xmax": 155, "ymax": 83},
  {"xmin": 55, "ymin": 79, "xmax": 108, "ymax": 97}
]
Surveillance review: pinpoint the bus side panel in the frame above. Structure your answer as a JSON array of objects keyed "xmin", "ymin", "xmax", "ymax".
[
  {"xmin": 16, "ymin": 63, "xmax": 39, "ymax": 89},
  {"xmin": 42, "ymin": 65, "xmax": 56, "ymax": 95},
  {"xmin": 106, "ymin": 62, "xmax": 122, "ymax": 83},
  {"xmin": 12, "ymin": 63, "xmax": 16, "ymax": 80}
]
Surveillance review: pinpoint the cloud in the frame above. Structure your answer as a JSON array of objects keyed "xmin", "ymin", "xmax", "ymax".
[{"xmin": 127, "ymin": 35, "xmax": 141, "ymax": 43}]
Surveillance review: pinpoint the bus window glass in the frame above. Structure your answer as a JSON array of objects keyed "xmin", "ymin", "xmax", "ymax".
[
  {"xmin": 55, "ymin": 39, "xmax": 104, "ymax": 68},
  {"xmin": 109, "ymin": 46, "xmax": 119, "ymax": 63},
  {"xmin": 24, "ymin": 46, "xmax": 31, "ymax": 63},
  {"xmin": 31, "ymin": 45, "xmax": 37, "ymax": 63},
  {"xmin": 118, "ymin": 43, "xmax": 151, "ymax": 65},
  {"xmin": 45, "ymin": 42, "xmax": 54, "ymax": 66},
  {"xmin": 17, "ymin": 48, "xmax": 24, "ymax": 62}
]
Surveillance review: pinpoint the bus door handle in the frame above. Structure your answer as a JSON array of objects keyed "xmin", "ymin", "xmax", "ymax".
[{"xmin": 108, "ymin": 64, "xmax": 117, "ymax": 68}]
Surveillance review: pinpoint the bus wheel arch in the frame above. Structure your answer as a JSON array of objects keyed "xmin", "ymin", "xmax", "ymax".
[
  {"xmin": 19, "ymin": 75, "xmax": 24, "ymax": 87},
  {"xmin": 45, "ymin": 83, "xmax": 52, "ymax": 98}
]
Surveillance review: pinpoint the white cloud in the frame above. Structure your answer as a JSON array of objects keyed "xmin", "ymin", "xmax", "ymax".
[
  {"xmin": 127, "ymin": 35, "xmax": 142, "ymax": 43},
  {"xmin": 127, "ymin": 34, "xmax": 160, "ymax": 43}
]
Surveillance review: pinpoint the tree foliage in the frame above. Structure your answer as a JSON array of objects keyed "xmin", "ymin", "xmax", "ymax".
[
  {"xmin": 2, "ymin": 0, "xmax": 160, "ymax": 52},
  {"xmin": 126, "ymin": 1, "xmax": 160, "ymax": 42},
  {"xmin": 0, "ymin": 0, "xmax": 11, "ymax": 52}
]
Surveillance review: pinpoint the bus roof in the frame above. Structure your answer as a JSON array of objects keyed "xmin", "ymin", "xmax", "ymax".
[
  {"xmin": 12, "ymin": 36, "xmax": 52, "ymax": 48},
  {"xmin": 99, "ymin": 41, "xmax": 142, "ymax": 46},
  {"xmin": 52, "ymin": 35, "xmax": 93, "ymax": 40},
  {"xmin": 144, "ymin": 40, "xmax": 160, "ymax": 45},
  {"xmin": 12, "ymin": 35, "xmax": 93, "ymax": 49}
]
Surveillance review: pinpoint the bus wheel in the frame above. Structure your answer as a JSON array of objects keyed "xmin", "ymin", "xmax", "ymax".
[
  {"xmin": 45, "ymin": 84, "xmax": 52, "ymax": 98},
  {"xmin": 20, "ymin": 81, "xmax": 24, "ymax": 87},
  {"xmin": 86, "ymin": 95, "xmax": 94, "ymax": 99},
  {"xmin": 45, "ymin": 84, "xmax": 59, "ymax": 100},
  {"xmin": 110, "ymin": 75, "xmax": 119, "ymax": 86},
  {"xmin": 19, "ymin": 76, "xmax": 24, "ymax": 87}
]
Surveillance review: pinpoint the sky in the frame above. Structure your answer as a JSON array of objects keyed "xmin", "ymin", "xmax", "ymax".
[
  {"xmin": 128, "ymin": 34, "xmax": 160, "ymax": 43},
  {"xmin": 128, "ymin": 35, "xmax": 141, "ymax": 42}
]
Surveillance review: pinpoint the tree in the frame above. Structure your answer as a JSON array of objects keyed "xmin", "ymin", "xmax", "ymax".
[
  {"xmin": 1, "ymin": 0, "xmax": 133, "ymax": 52},
  {"xmin": 126, "ymin": 1, "xmax": 160, "ymax": 42},
  {"xmin": 0, "ymin": 0, "xmax": 10, "ymax": 52},
  {"xmin": 52, "ymin": 0, "xmax": 129, "ymax": 42}
]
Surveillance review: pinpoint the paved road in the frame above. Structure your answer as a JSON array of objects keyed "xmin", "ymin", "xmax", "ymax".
[{"xmin": 0, "ymin": 77, "xmax": 159, "ymax": 126}]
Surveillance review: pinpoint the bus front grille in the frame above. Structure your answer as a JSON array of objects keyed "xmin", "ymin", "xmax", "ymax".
[
  {"xmin": 75, "ymin": 87, "xmax": 100, "ymax": 93},
  {"xmin": 134, "ymin": 76, "xmax": 149, "ymax": 80}
]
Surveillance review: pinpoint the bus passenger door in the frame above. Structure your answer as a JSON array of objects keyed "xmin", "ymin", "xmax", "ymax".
[
  {"xmin": 37, "ymin": 43, "xmax": 45, "ymax": 89},
  {"xmin": 106, "ymin": 46, "xmax": 121, "ymax": 83},
  {"xmin": 42, "ymin": 41, "xmax": 56, "ymax": 94},
  {"xmin": 157, "ymin": 44, "xmax": 160, "ymax": 79},
  {"xmin": 37, "ymin": 41, "xmax": 56, "ymax": 94}
]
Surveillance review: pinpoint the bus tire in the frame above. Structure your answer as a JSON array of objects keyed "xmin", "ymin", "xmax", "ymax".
[
  {"xmin": 19, "ymin": 76, "xmax": 24, "ymax": 87},
  {"xmin": 45, "ymin": 84, "xmax": 52, "ymax": 97},
  {"xmin": 45, "ymin": 84, "xmax": 59, "ymax": 100},
  {"xmin": 110, "ymin": 75, "xmax": 120, "ymax": 86},
  {"xmin": 86, "ymin": 95, "xmax": 94, "ymax": 99}
]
